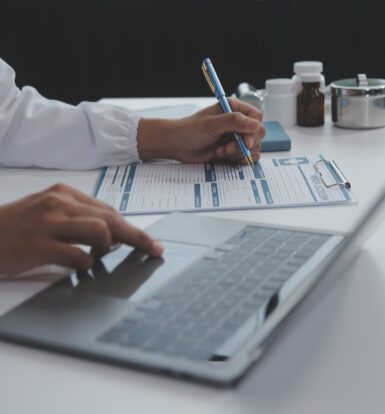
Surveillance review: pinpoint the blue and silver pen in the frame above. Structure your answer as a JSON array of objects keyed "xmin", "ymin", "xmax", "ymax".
[{"xmin": 201, "ymin": 58, "xmax": 254, "ymax": 167}]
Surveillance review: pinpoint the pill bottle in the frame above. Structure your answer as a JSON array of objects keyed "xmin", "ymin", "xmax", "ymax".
[
  {"xmin": 292, "ymin": 61, "xmax": 325, "ymax": 94},
  {"xmin": 263, "ymin": 78, "xmax": 296, "ymax": 127},
  {"xmin": 296, "ymin": 72, "xmax": 325, "ymax": 127}
]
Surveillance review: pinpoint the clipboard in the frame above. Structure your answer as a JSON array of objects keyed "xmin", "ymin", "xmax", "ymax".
[
  {"xmin": 93, "ymin": 155, "xmax": 355, "ymax": 215},
  {"xmin": 314, "ymin": 159, "xmax": 351, "ymax": 189}
]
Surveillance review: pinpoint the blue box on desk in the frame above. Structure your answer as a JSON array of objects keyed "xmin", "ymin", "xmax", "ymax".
[{"xmin": 261, "ymin": 121, "xmax": 291, "ymax": 152}]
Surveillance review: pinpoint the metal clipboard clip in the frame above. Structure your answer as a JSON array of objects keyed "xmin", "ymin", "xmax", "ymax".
[{"xmin": 314, "ymin": 159, "xmax": 351, "ymax": 189}]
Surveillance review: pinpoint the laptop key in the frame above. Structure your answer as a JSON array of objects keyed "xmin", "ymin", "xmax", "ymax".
[
  {"xmin": 271, "ymin": 270, "xmax": 292, "ymax": 283},
  {"xmin": 137, "ymin": 298, "xmax": 163, "ymax": 312},
  {"xmin": 204, "ymin": 250, "xmax": 226, "ymax": 260},
  {"xmin": 163, "ymin": 339, "xmax": 196, "ymax": 357},
  {"xmin": 122, "ymin": 322, "xmax": 160, "ymax": 345},
  {"xmin": 280, "ymin": 263, "xmax": 300, "ymax": 274},
  {"xmin": 271, "ymin": 230, "xmax": 292, "ymax": 241},
  {"xmin": 312, "ymin": 234, "xmax": 331, "ymax": 245},
  {"xmin": 99, "ymin": 329, "xmax": 127, "ymax": 344},
  {"xmin": 295, "ymin": 248, "xmax": 317, "ymax": 260},
  {"xmin": 217, "ymin": 243, "xmax": 236, "ymax": 252},
  {"xmin": 124, "ymin": 310, "xmax": 149, "ymax": 323},
  {"xmin": 146, "ymin": 333, "xmax": 175, "ymax": 352},
  {"xmin": 292, "ymin": 233, "xmax": 313, "ymax": 242},
  {"xmin": 263, "ymin": 278, "xmax": 283, "ymax": 292},
  {"xmin": 286, "ymin": 257, "xmax": 307, "ymax": 268}
]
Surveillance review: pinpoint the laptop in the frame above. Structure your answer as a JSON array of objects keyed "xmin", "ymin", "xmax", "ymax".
[{"xmin": 0, "ymin": 187, "xmax": 384, "ymax": 386}]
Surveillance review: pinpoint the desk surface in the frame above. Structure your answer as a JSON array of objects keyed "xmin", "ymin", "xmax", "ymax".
[{"xmin": 2, "ymin": 98, "xmax": 385, "ymax": 413}]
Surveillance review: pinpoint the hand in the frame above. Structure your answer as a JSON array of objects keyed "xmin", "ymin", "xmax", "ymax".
[
  {"xmin": 137, "ymin": 98, "xmax": 265, "ymax": 165},
  {"xmin": 0, "ymin": 184, "xmax": 163, "ymax": 276}
]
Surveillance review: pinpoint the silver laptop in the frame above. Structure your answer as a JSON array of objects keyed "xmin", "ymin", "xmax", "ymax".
[{"xmin": 0, "ymin": 187, "xmax": 384, "ymax": 386}]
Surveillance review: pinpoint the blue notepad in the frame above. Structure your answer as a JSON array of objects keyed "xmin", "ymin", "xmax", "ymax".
[{"xmin": 261, "ymin": 121, "xmax": 291, "ymax": 152}]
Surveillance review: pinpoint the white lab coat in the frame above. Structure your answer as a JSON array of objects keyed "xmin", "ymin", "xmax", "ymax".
[{"xmin": 0, "ymin": 58, "xmax": 141, "ymax": 169}]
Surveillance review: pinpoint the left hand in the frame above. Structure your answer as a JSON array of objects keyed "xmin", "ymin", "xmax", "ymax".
[
  {"xmin": 137, "ymin": 98, "xmax": 265, "ymax": 165},
  {"xmin": 0, "ymin": 184, "xmax": 163, "ymax": 276}
]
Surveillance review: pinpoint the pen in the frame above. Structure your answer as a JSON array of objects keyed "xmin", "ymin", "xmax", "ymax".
[{"xmin": 201, "ymin": 58, "xmax": 254, "ymax": 167}]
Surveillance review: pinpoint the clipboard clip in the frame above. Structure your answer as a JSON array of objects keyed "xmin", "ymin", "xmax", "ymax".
[{"xmin": 314, "ymin": 159, "xmax": 351, "ymax": 189}]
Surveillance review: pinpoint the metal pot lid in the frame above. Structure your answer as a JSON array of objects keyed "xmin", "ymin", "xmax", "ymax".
[{"xmin": 331, "ymin": 74, "xmax": 385, "ymax": 97}]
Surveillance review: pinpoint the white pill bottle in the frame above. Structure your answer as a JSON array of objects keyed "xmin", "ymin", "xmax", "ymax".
[
  {"xmin": 263, "ymin": 78, "xmax": 296, "ymax": 127},
  {"xmin": 292, "ymin": 61, "xmax": 325, "ymax": 95}
]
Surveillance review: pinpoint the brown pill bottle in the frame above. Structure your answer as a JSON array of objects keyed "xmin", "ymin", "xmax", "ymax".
[{"xmin": 297, "ymin": 72, "xmax": 325, "ymax": 127}]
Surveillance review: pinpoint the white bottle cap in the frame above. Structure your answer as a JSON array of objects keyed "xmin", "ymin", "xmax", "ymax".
[
  {"xmin": 265, "ymin": 78, "xmax": 294, "ymax": 94},
  {"xmin": 301, "ymin": 72, "xmax": 322, "ymax": 83},
  {"xmin": 293, "ymin": 61, "xmax": 323, "ymax": 74}
]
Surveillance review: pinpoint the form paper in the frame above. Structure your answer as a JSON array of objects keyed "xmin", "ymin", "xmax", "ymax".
[{"xmin": 93, "ymin": 155, "xmax": 353, "ymax": 215}]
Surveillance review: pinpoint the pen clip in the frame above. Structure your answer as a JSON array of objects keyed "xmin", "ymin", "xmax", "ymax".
[{"xmin": 201, "ymin": 62, "xmax": 216, "ymax": 94}]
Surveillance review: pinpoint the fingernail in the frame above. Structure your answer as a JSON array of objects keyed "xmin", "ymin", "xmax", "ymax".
[{"xmin": 151, "ymin": 240, "xmax": 164, "ymax": 256}]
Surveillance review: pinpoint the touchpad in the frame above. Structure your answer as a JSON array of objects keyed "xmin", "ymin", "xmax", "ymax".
[{"xmin": 70, "ymin": 242, "xmax": 208, "ymax": 302}]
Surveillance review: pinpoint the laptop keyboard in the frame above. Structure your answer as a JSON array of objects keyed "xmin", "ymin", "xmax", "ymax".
[{"xmin": 98, "ymin": 226, "xmax": 331, "ymax": 360}]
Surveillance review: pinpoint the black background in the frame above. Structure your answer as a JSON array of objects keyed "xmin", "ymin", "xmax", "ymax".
[{"xmin": 0, "ymin": 0, "xmax": 383, "ymax": 104}]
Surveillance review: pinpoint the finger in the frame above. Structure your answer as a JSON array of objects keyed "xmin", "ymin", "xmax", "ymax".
[
  {"xmin": 216, "ymin": 133, "xmax": 263, "ymax": 160},
  {"xmin": 227, "ymin": 98, "xmax": 263, "ymax": 122},
  {"xmin": 50, "ymin": 217, "xmax": 113, "ymax": 257},
  {"xmin": 44, "ymin": 242, "xmax": 94, "ymax": 270},
  {"xmin": 232, "ymin": 123, "xmax": 265, "ymax": 152},
  {"xmin": 33, "ymin": 188, "xmax": 113, "ymax": 224},
  {"xmin": 203, "ymin": 112, "xmax": 262, "ymax": 141},
  {"xmin": 59, "ymin": 196, "xmax": 164, "ymax": 257},
  {"xmin": 197, "ymin": 98, "xmax": 263, "ymax": 123},
  {"xmin": 225, "ymin": 141, "xmax": 239, "ymax": 156},
  {"xmin": 195, "ymin": 102, "xmax": 224, "ymax": 117},
  {"xmin": 216, "ymin": 147, "xmax": 260, "ymax": 163},
  {"xmin": 54, "ymin": 200, "xmax": 163, "ymax": 256},
  {"xmin": 41, "ymin": 192, "xmax": 120, "ymax": 230},
  {"xmin": 215, "ymin": 145, "xmax": 227, "ymax": 159},
  {"xmin": 216, "ymin": 141, "xmax": 250, "ymax": 158},
  {"xmin": 34, "ymin": 192, "xmax": 149, "ymax": 256},
  {"xmin": 225, "ymin": 143, "xmax": 261, "ymax": 164},
  {"xmin": 113, "ymin": 221, "xmax": 164, "ymax": 257},
  {"xmin": 244, "ymin": 134, "xmax": 257, "ymax": 149},
  {"xmin": 250, "ymin": 145, "xmax": 262, "ymax": 162},
  {"xmin": 244, "ymin": 135, "xmax": 263, "ymax": 150},
  {"xmin": 45, "ymin": 183, "xmax": 115, "ymax": 212},
  {"xmin": 224, "ymin": 140, "xmax": 254, "ymax": 156},
  {"xmin": 244, "ymin": 125, "xmax": 265, "ymax": 147}
]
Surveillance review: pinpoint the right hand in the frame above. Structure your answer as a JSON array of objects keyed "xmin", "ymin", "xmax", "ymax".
[
  {"xmin": 0, "ymin": 184, "xmax": 163, "ymax": 276},
  {"xmin": 137, "ymin": 98, "xmax": 265, "ymax": 165}
]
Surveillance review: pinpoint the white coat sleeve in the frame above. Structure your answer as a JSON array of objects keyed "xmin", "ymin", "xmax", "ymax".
[{"xmin": 0, "ymin": 58, "xmax": 141, "ymax": 170}]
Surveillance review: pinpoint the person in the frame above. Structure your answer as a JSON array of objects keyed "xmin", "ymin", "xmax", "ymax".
[{"xmin": 0, "ymin": 58, "xmax": 265, "ymax": 276}]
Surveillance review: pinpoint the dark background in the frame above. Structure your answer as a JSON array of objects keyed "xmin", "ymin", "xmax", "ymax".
[{"xmin": 0, "ymin": 0, "xmax": 382, "ymax": 104}]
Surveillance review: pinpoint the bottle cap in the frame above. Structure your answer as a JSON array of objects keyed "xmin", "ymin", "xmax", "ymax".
[
  {"xmin": 294, "ymin": 61, "xmax": 323, "ymax": 74},
  {"xmin": 265, "ymin": 78, "xmax": 294, "ymax": 94},
  {"xmin": 301, "ymin": 73, "xmax": 323, "ymax": 83}
]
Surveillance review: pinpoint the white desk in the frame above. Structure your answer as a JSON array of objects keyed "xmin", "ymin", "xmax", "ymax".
[{"xmin": 1, "ymin": 98, "xmax": 385, "ymax": 413}]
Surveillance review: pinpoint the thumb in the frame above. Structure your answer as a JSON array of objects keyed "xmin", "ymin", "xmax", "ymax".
[{"xmin": 203, "ymin": 112, "xmax": 261, "ymax": 140}]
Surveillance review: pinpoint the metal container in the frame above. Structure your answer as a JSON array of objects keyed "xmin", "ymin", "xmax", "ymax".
[
  {"xmin": 235, "ymin": 82, "xmax": 264, "ymax": 111},
  {"xmin": 331, "ymin": 74, "xmax": 385, "ymax": 129}
]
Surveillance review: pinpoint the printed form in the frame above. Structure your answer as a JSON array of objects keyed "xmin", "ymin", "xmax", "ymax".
[{"xmin": 93, "ymin": 156, "xmax": 353, "ymax": 215}]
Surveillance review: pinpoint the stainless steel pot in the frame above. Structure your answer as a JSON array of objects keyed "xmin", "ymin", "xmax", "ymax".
[{"xmin": 331, "ymin": 74, "xmax": 385, "ymax": 129}]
